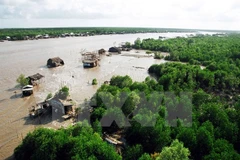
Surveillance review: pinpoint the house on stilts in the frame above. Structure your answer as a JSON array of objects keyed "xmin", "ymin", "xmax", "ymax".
[{"xmin": 82, "ymin": 52, "xmax": 100, "ymax": 68}]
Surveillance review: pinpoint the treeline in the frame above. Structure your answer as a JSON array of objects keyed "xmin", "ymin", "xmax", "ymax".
[
  {"xmin": 134, "ymin": 34, "xmax": 240, "ymax": 67},
  {"xmin": 149, "ymin": 63, "xmax": 240, "ymax": 98},
  {"xmin": 0, "ymin": 27, "xmax": 195, "ymax": 41},
  {"xmin": 134, "ymin": 34, "xmax": 240, "ymax": 94}
]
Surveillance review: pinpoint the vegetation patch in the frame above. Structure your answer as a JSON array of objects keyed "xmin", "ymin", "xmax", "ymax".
[
  {"xmin": 92, "ymin": 78, "xmax": 98, "ymax": 85},
  {"xmin": 16, "ymin": 74, "xmax": 29, "ymax": 87}
]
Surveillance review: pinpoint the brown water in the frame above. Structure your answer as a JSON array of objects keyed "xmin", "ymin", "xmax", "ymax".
[{"xmin": 0, "ymin": 32, "xmax": 197, "ymax": 159}]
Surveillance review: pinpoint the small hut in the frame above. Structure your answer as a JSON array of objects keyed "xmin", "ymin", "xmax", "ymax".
[
  {"xmin": 49, "ymin": 98, "xmax": 75, "ymax": 120},
  {"xmin": 108, "ymin": 47, "xmax": 121, "ymax": 54},
  {"xmin": 28, "ymin": 73, "xmax": 44, "ymax": 85},
  {"xmin": 82, "ymin": 52, "xmax": 99, "ymax": 68},
  {"xmin": 98, "ymin": 49, "xmax": 106, "ymax": 55},
  {"xmin": 47, "ymin": 57, "xmax": 64, "ymax": 68},
  {"xmin": 22, "ymin": 85, "xmax": 33, "ymax": 96}
]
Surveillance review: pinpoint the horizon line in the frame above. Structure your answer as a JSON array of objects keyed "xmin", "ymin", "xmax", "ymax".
[{"xmin": 0, "ymin": 26, "xmax": 239, "ymax": 32}]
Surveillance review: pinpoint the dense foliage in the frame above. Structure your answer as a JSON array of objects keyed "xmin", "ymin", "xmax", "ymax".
[
  {"xmin": 14, "ymin": 122, "xmax": 121, "ymax": 160},
  {"xmin": 89, "ymin": 34, "xmax": 240, "ymax": 159},
  {"xmin": 149, "ymin": 62, "xmax": 239, "ymax": 96},
  {"xmin": 156, "ymin": 139, "xmax": 190, "ymax": 160},
  {"xmin": 89, "ymin": 67, "xmax": 240, "ymax": 159},
  {"xmin": 135, "ymin": 34, "xmax": 240, "ymax": 67}
]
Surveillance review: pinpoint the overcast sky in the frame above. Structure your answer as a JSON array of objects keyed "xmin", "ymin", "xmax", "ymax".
[{"xmin": 0, "ymin": 0, "xmax": 239, "ymax": 30}]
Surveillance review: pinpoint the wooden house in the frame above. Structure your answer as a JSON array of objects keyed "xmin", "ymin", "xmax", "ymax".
[
  {"xmin": 28, "ymin": 73, "xmax": 44, "ymax": 85},
  {"xmin": 82, "ymin": 52, "xmax": 99, "ymax": 68}
]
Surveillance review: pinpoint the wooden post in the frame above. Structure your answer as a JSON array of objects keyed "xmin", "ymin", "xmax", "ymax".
[{"xmin": 14, "ymin": 91, "xmax": 17, "ymax": 98}]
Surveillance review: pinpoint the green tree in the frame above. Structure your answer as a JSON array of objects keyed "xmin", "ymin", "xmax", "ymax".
[
  {"xmin": 92, "ymin": 120, "xmax": 102, "ymax": 136},
  {"xmin": 177, "ymin": 128, "xmax": 197, "ymax": 157},
  {"xmin": 196, "ymin": 126, "xmax": 214, "ymax": 159},
  {"xmin": 134, "ymin": 38, "xmax": 141, "ymax": 49},
  {"xmin": 157, "ymin": 139, "xmax": 190, "ymax": 160},
  {"xmin": 122, "ymin": 91, "xmax": 140, "ymax": 116},
  {"xmin": 192, "ymin": 89, "xmax": 210, "ymax": 108},
  {"xmin": 139, "ymin": 153, "xmax": 152, "ymax": 160},
  {"xmin": 123, "ymin": 144, "xmax": 143, "ymax": 160},
  {"xmin": 14, "ymin": 124, "xmax": 121, "ymax": 160},
  {"xmin": 92, "ymin": 78, "xmax": 98, "ymax": 85},
  {"xmin": 110, "ymin": 75, "xmax": 133, "ymax": 88},
  {"xmin": 125, "ymin": 42, "xmax": 131, "ymax": 48},
  {"xmin": 204, "ymin": 139, "xmax": 240, "ymax": 160},
  {"xmin": 60, "ymin": 86, "xmax": 69, "ymax": 95},
  {"xmin": 16, "ymin": 74, "xmax": 29, "ymax": 86}
]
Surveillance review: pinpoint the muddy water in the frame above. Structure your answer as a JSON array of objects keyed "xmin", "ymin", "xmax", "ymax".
[{"xmin": 0, "ymin": 32, "xmax": 196, "ymax": 159}]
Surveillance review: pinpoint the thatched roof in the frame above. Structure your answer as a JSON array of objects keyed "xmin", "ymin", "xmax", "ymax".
[
  {"xmin": 28, "ymin": 73, "xmax": 44, "ymax": 81},
  {"xmin": 47, "ymin": 57, "xmax": 64, "ymax": 67},
  {"xmin": 48, "ymin": 57, "xmax": 64, "ymax": 63},
  {"xmin": 108, "ymin": 47, "xmax": 121, "ymax": 53}
]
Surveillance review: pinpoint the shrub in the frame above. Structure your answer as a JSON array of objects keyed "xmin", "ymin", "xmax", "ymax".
[
  {"xmin": 92, "ymin": 78, "xmax": 98, "ymax": 85},
  {"xmin": 125, "ymin": 42, "xmax": 131, "ymax": 48},
  {"xmin": 16, "ymin": 74, "xmax": 29, "ymax": 86},
  {"xmin": 110, "ymin": 75, "xmax": 133, "ymax": 88},
  {"xmin": 154, "ymin": 52, "xmax": 164, "ymax": 59},
  {"xmin": 146, "ymin": 50, "xmax": 152, "ymax": 54},
  {"xmin": 60, "ymin": 86, "xmax": 69, "ymax": 94},
  {"xmin": 58, "ymin": 86, "xmax": 69, "ymax": 99}
]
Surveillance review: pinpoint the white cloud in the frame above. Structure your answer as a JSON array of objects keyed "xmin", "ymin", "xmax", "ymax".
[{"xmin": 0, "ymin": 0, "xmax": 239, "ymax": 30}]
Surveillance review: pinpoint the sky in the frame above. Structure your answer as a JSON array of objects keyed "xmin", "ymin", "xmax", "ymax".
[{"xmin": 0, "ymin": 0, "xmax": 240, "ymax": 30}]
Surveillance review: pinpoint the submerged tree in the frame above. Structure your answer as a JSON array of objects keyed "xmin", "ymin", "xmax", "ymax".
[
  {"xmin": 57, "ymin": 86, "xmax": 70, "ymax": 99},
  {"xmin": 92, "ymin": 78, "xmax": 98, "ymax": 85},
  {"xmin": 16, "ymin": 74, "xmax": 29, "ymax": 86}
]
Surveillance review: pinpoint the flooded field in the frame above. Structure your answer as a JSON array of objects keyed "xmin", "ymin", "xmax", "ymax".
[{"xmin": 0, "ymin": 32, "xmax": 201, "ymax": 159}]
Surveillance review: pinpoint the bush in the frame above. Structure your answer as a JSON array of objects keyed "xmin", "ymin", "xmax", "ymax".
[
  {"xmin": 60, "ymin": 86, "xmax": 69, "ymax": 94},
  {"xmin": 154, "ymin": 52, "xmax": 164, "ymax": 59},
  {"xmin": 16, "ymin": 74, "xmax": 29, "ymax": 86},
  {"xmin": 110, "ymin": 75, "xmax": 133, "ymax": 88},
  {"xmin": 92, "ymin": 78, "xmax": 98, "ymax": 85},
  {"xmin": 125, "ymin": 42, "xmax": 131, "ymax": 48},
  {"xmin": 58, "ymin": 86, "xmax": 69, "ymax": 99},
  {"xmin": 146, "ymin": 51, "xmax": 152, "ymax": 54}
]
